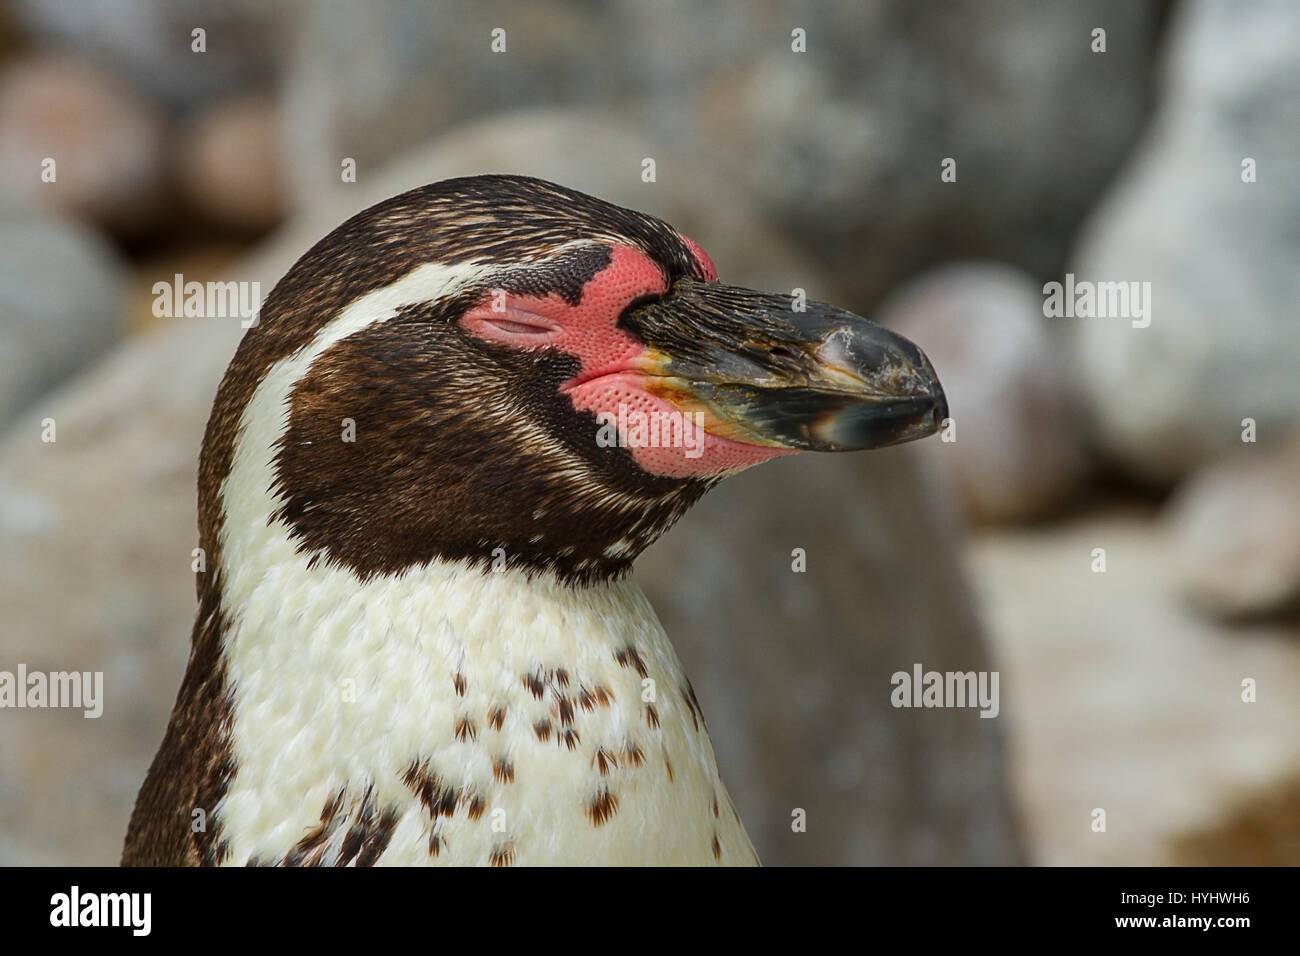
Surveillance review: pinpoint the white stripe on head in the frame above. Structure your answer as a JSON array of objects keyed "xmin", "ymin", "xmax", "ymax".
[{"xmin": 219, "ymin": 259, "xmax": 492, "ymax": 615}]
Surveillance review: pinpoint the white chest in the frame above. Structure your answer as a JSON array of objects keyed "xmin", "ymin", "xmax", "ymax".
[{"xmin": 215, "ymin": 558, "xmax": 755, "ymax": 866}]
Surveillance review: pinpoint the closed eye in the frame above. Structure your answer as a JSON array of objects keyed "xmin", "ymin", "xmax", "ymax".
[
  {"xmin": 485, "ymin": 316, "xmax": 553, "ymax": 335},
  {"xmin": 460, "ymin": 304, "xmax": 563, "ymax": 345}
]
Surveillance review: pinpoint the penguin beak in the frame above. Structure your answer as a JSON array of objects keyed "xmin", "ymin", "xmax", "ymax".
[{"xmin": 622, "ymin": 279, "xmax": 948, "ymax": 451}]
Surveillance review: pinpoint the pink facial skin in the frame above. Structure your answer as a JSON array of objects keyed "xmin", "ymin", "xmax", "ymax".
[{"xmin": 459, "ymin": 241, "xmax": 795, "ymax": 478}]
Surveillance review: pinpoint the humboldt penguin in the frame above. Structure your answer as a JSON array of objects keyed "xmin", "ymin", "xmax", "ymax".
[{"xmin": 123, "ymin": 175, "xmax": 946, "ymax": 866}]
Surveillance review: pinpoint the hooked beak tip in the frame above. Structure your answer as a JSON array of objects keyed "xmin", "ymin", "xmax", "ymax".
[
  {"xmin": 925, "ymin": 357, "xmax": 949, "ymax": 429},
  {"xmin": 807, "ymin": 322, "xmax": 948, "ymax": 451}
]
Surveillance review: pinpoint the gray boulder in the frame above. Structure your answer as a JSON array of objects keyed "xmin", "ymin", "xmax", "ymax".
[
  {"xmin": 0, "ymin": 203, "xmax": 125, "ymax": 427},
  {"xmin": 12, "ymin": 0, "xmax": 286, "ymax": 113},
  {"xmin": 284, "ymin": 0, "xmax": 1164, "ymax": 307},
  {"xmin": 640, "ymin": 450, "xmax": 1023, "ymax": 864},
  {"xmin": 1166, "ymin": 432, "xmax": 1300, "ymax": 620},
  {"xmin": 1071, "ymin": 0, "xmax": 1300, "ymax": 482}
]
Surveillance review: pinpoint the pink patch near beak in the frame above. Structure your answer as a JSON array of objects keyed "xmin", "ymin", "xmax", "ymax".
[
  {"xmin": 563, "ymin": 370, "xmax": 795, "ymax": 477},
  {"xmin": 461, "ymin": 242, "xmax": 794, "ymax": 478}
]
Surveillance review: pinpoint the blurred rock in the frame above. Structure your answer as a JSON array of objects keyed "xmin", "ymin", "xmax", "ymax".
[
  {"xmin": 878, "ymin": 263, "xmax": 1087, "ymax": 524},
  {"xmin": 640, "ymin": 449, "xmax": 1022, "ymax": 864},
  {"xmin": 0, "ymin": 317, "xmax": 242, "ymax": 867},
  {"xmin": 170, "ymin": 94, "xmax": 286, "ymax": 233},
  {"xmin": 0, "ymin": 202, "xmax": 125, "ymax": 426},
  {"xmin": 12, "ymin": 0, "xmax": 285, "ymax": 113},
  {"xmin": 0, "ymin": 56, "xmax": 166, "ymax": 233},
  {"xmin": 1166, "ymin": 434, "xmax": 1300, "ymax": 620},
  {"xmin": 285, "ymin": 0, "xmax": 1163, "ymax": 307},
  {"xmin": 0, "ymin": 110, "xmax": 1021, "ymax": 865},
  {"xmin": 967, "ymin": 508, "xmax": 1300, "ymax": 864},
  {"xmin": 1071, "ymin": 0, "xmax": 1300, "ymax": 483}
]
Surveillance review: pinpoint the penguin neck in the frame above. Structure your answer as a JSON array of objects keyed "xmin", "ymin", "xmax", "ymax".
[{"xmin": 207, "ymin": 549, "xmax": 739, "ymax": 865}]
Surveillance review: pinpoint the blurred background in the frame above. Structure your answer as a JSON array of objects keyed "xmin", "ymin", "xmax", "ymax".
[{"xmin": 2, "ymin": 0, "xmax": 1298, "ymax": 866}]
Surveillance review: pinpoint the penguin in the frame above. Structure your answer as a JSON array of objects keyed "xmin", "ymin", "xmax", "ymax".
[{"xmin": 122, "ymin": 175, "xmax": 946, "ymax": 866}]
